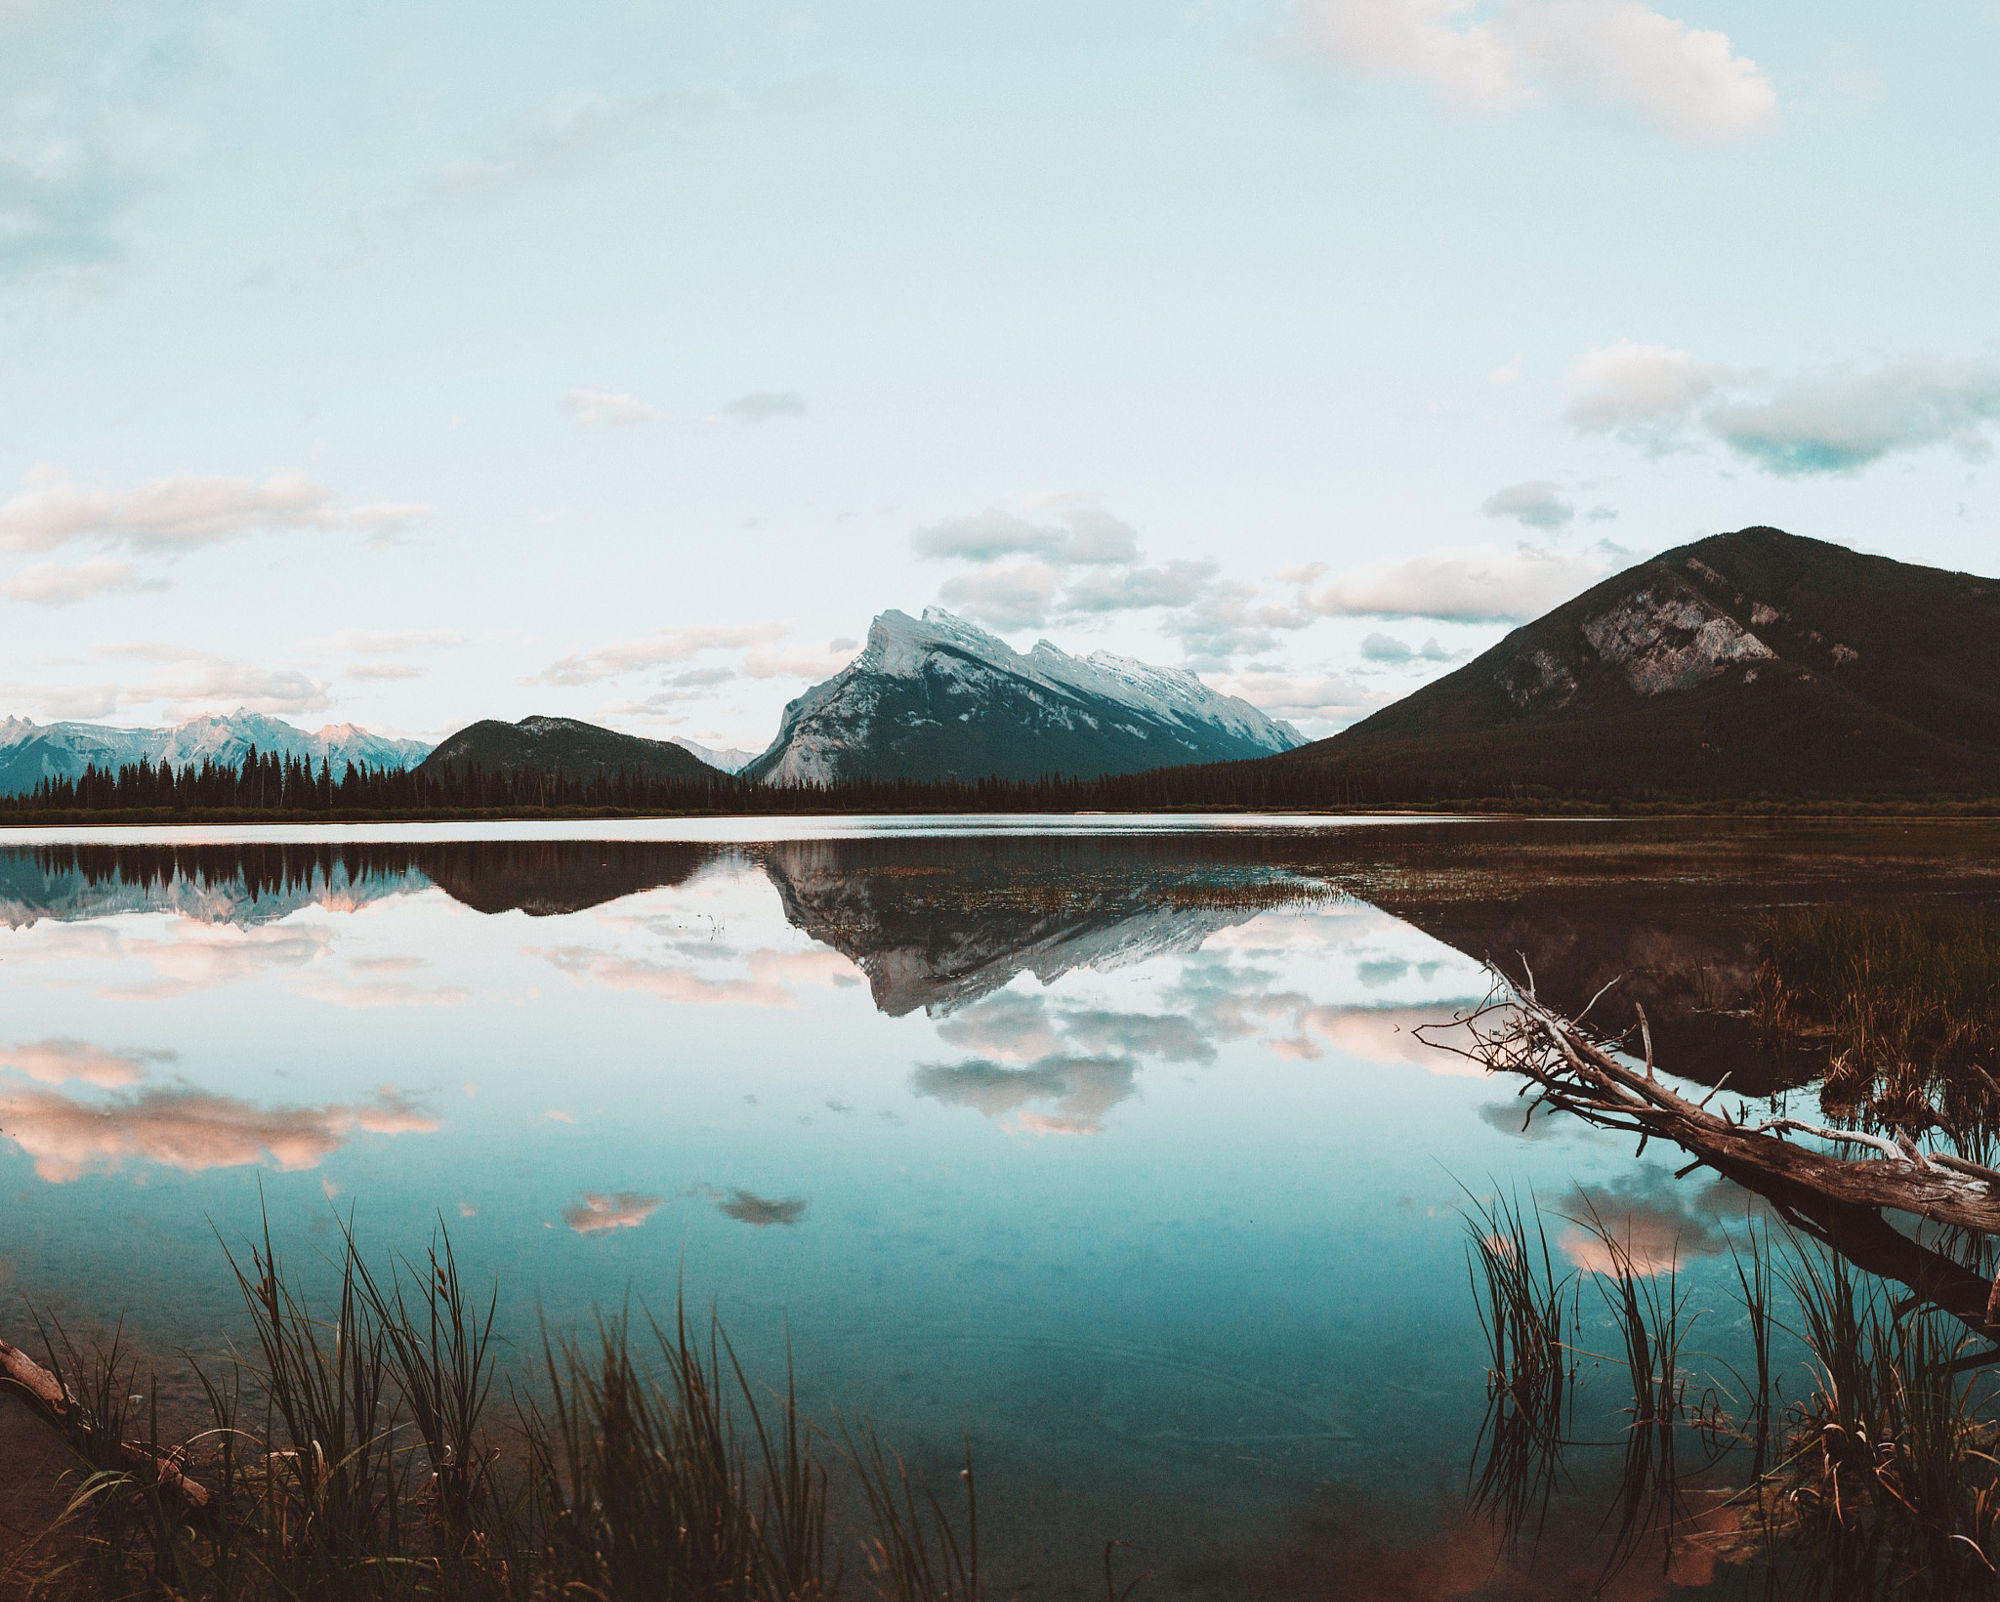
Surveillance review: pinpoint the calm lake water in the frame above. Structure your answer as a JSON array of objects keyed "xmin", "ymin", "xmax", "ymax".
[{"xmin": 5, "ymin": 817, "xmax": 1999, "ymax": 1597}]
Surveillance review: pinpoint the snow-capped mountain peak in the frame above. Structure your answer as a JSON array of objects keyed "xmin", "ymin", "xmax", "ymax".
[
  {"xmin": 0, "ymin": 710, "xmax": 435, "ymax": 796},
  {"xmin": 744, "ymin": 606, "xmax": 1302, "ymax": 785}
]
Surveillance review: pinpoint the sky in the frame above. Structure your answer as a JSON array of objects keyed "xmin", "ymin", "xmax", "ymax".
[{"xmin": 1, "ymin": 0, "xmax": 1996, "ymax": 752}]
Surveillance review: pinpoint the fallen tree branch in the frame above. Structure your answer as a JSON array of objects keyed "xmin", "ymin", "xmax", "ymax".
[
  {"xmin": 1427, "ymin": 984, "xmax": 2000, "ymax": 1238},
  {"xmin": 0, "ymin": 1337, "xmax": 215, "ymax": 1517}
]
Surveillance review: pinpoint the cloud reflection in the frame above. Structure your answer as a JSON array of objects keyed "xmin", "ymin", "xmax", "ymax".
[
  {"xmin": 913, "ymin": 1054, "xmax": 1138, "ymax": 1136},
  {"xmin": 716, "ymin": 1188, "xmax": 808, "ymax": 1227},
  {"xmin": 0, "ymin": 1036, "xmax": 175, "ymax": 1088},
  {"xmin": 0, "ymin": 1083, "xmax": 439, "ymax": 1183},
  {"xmin": 563, "ymin": 1192, "xmax": 663, "ymax": 1235}
]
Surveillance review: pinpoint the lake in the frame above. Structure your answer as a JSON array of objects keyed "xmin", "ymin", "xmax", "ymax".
[{"xmin": 5, "ymin": 816, "xmax": 1999, "ymax": 1597}]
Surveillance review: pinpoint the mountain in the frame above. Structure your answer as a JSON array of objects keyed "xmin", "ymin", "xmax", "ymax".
[
  {"xmin": 743, "ymin": 607, "xmax": 1304, "ymax": 784},
  {"xmin": 1269, "ymin": 527, "xmax": 2000, "ymax": 800},
  {"xmin": 0, "ymin": 711, "xmax": 433, "ymax": 797},
  {"xmin": 418, "ymin": 715, "xmax": 726, "ymax": 784},
  {"xmin": 670, "ymin": 736, "xmax": 758, "ymax": 774}
]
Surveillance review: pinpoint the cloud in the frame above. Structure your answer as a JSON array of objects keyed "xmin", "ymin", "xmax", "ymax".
[
  {"xmin": 716, "ymin": 1188, "xmax": 808, "ymax": 1227},
  {"xmin": 0, "ymin": 557, "xmax": 158, "ymax": 605},
  {"xmin": 530, "ymin": 622, "xmax": 787, "ymax": 686},
  {"xmin": 1480, "ymin": 479, "xmax": 1574, "ymax": 530},
  {"xmin": 563, "ymin": 1191, "xmax": 662, "ymax": 1235},
  {"xmin": 1359, "ymin": 632, "xmax": 1455, "ymax": 663},
  {"xmin": 95, "ymin": 922, "xmax": 334, "ymax": 1000},
  {"xmin": 1704, "ymin": 357, "xmax": 2000, "ymax": 475},
  {"xmin": 915, "ymin": 505, "xmax": 1141, "ymax": 567},
  {"xmin": 0, "ymin": 1083, "xmax": 436, "ymax": 1184},
  {"xmin": 1060, "ymin": 559, "xmax": 1220, "ymax": 616},
  {"xmin": 305, "ymin": 629, "xmax": 466, "ymax": 657},
  {"xmin": 0, "ymin": 466, "xmax": 424, "ymax": 556},
  {"xmin": 935, "ymin": 992, "xmax": 1065, "ymax": 1063},
  {"xmin": 1206, "ymin": 669, "xmax": 1385, "ymax": 727},
  {"xmin": 1568, "ymin": 345, "xmax": 2000, "ymax": 473},
  {"xmin": 1565, "ymin": 339, "xmax": 1726, "ymax": 445},
  {"xmin": 92, "ymin": 646, "xmax": 334, "ymax": 720},
  {"xmin": 936, "ymin": 563, "xmax": 1061, "ymax": 630},
  {"xmin": 565, "ymin": 388, "xmax": 662, "ymax": 427},
  {"xmin": 0, "ymin": 1037, "xmax": 174, "ymax": 1089},
  {"xmin": 712, "ymin": 391, "xmax": 807, "ymax": 424},
  {"xmin": 1558, "ymin": 1177, "xmax": 1731, "ymax": 1277},
  {"xmin": 1298, "ymin": 542, "xmax": 1615, "ymax": 622},
  {"xmin": 567, "ymin": 387, "xmax": 809, "ymax": 430},
  {"xmin": 346, "ymin": 662, "xmax": 425, "ymax": 682},
  {"xmin": 742, "ymin": 641, "xmax": 858, "ymax": 680},
  {"xmin": 1296, "ymin": 0, "xmax": 1776, "ymax": 142}
]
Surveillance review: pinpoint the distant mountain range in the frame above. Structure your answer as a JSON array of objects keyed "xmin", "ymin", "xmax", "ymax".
[
  {"xmin": 1268, "ymin": 527, "xmax": 2000, "ymax": 799},
  {"xmin": 742, "ymin": 607, "xmax": 1304, "ymax": 783},
  {"xmin": 418, "ymin": 715, "xmax": 726, "ymax": 783},
  {"xmin": 669, "ymin": 737, "xmax": 758, "ymax": 774},
  {"xmin": 0, "ymin": 712, "xmax": 433, "ymax": 798}
]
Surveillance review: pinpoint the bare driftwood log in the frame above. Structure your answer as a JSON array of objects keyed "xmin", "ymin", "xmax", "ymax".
[
  {"xmin": 1433, "ymin": 981, "xmax": 2000, "ymax": 1336},
  {"xmin": 0, "ymin": 1336, "xmax": 215, "ymax": 1516}
]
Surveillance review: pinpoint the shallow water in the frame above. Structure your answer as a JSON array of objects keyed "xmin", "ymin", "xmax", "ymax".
[{"xmin": 4, "ymin": 818, "xmax": 1999, "ymax": 1596}]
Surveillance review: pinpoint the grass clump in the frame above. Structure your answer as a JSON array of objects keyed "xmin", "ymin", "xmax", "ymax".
[
  {"xmin": 14, "ymin": 1217, "xmax": 990, "ymax": 1602},
  {"xmin": 1754, "ymin": 905, "xmax": 2000, "ymax": 1131}
]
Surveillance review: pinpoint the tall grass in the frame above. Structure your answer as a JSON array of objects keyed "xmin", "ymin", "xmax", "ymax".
[
  {"xmin": 1461, "ymin": 1192, "xmax": 1576, "ymax": 1543},
  {"xmin": 1755, "ymin": 905, "xmax": 2000, "ymax": 1132},
  {"xmin": 1465, "ymin": 1192, "xmax": 2000, "ymax": 1598},
  {"xmin": 14, "ymin": 1219, "xmax": 997, "ymax": 1602}
]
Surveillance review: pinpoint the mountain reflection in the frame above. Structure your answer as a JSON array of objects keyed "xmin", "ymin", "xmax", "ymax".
[{"xmin": 4, "ymin": 827, "xmax": 1976, "ymax": 1101}]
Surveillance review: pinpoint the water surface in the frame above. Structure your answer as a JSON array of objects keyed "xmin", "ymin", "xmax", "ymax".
[{"xmin": 6, "ymin": 818, "xmax": 1999, "ymax": 1595}]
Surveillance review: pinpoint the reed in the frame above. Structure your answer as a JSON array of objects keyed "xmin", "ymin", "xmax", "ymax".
[
  {"xmin": 1754, "ymin": 905, "xmax": 2000, "ymax": 1132},
  {"xmin": 10, "ymin": 1219, "xmax": 1017, "ymax": 1601},
  {"xmin": 1461, "ymin": 1192, "xmax": 1576, "ymax": 1542}
]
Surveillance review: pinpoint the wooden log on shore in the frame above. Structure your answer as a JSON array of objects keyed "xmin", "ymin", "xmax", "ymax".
[{"xmin": 0, "ymin": 1338, "xmax": 214, "ymax": 1517}]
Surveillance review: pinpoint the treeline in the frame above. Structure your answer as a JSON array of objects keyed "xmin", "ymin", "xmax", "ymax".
[{"xmin": 0, "ymin": 743, "xmax": 1424, "ymax": 819}]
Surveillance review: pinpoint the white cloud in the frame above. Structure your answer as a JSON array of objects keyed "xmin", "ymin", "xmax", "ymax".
[
  {"xmin": 565, "ymin": 388, "xmax": 663, "ymax": 427},
  {"xmin": 1705, "ymin": 357, "xmax": 2000, "ymax": 475},
  {"xmin": 937, "ymin": 562, "xmax": 1061, "ymax": 630},
  {"xmin": 567, "ymin": 387, "xmax": 809, "ymax": 429},
  {"xmin": 0, "ymin": 556, "xmax": 157, "ymax": 604},
  {"xmin": 1301, "ymin": 542, "xmax": 1616, "ymax": 622},
  {"xmin": 85, "ymin": 645, "xmax": 334, "ymax": 720},
  {"xmin": 0, "ymin": 465, "xmax": 425, "ymax": 556},
  {"xmin": 1360, "ymin": 632, "xmax": 1456, "ymax": 663},
  {"xmin": 914, "ymin": 504, "xmax": 1140, "ymax": 567},
  {"xmin": 1480, "ymin": 479, "xmax": 1574, "ymax": 529},
  {"xmin": 1296, "ymin": 0, "xmax": 1776, "ymax": 142},
  {"xmin": 1506, "ymin": 0, "xmax": 1776, "ymax": 141},
  {"xmin": 711, "ymin": 390, "xmax": 807, "ymax": 424},
  {"xmin": 1565, "ymin": 339, "xmax": 1725, "ymax": 444},
  {"xmin": 1570, "ymin": 344, "xmax": 2000, "ymax": 474},
  {"xmin": 304, "ymin": 628, "xmax": 465, "ymax": 657},
  {"xmin": 1060, "ymin": 559, "xmax": 1220, "ymax": 615},
  {"xmin": 531, "ymin": 622, "xmax": 788, "ymax": 686},
  {"xmin": 1207, "ymin": 668, "xmax": 1388, "ymax": 727},
  {"xmin": 742, "ymin": 641, "xmax": 858, "ymax": 679}
]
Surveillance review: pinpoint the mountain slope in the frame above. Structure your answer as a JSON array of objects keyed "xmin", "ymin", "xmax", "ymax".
[
  {"xmin": 418, "ymin": 716, "xmax": 725, "ymax": 783},
  {"xmin": 744, "ymin": 608, "xmax": 1303, "ymax": 784},
  {"xmin": 670, "ymin": 737, "xmax": 758, "ymax": 774},
  {"xmin": 1271, "ymin": 527, "xmax": 2000, "ymax": 800},
  {"xmin": 0, "ymin": 712, "xmax": 432, "ymax": 797}
]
